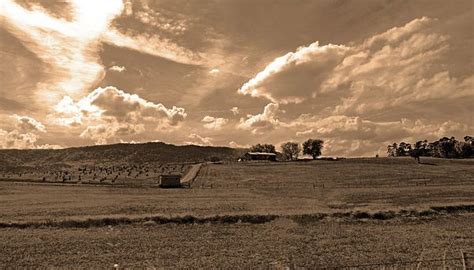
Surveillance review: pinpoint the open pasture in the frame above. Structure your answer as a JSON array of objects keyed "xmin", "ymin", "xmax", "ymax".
[
  {"xmin": 1, "ymin": 157, "xmax": 473, "ymax": 268},
  {"xmin": 1, "ymin": 215, "xmax": 473, "ymax": 268},
  {"xmin": 1, "ymin": 157, "xmax": 473, "ymax": 223},
  {"xmin": 195, "ymin": 157, "xmax": 474, "ymax": 210}
]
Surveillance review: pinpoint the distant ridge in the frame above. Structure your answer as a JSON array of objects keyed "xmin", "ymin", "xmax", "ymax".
[{"xmin": 0, "ymin": 142, "xmax": 247, "ymax": 167}]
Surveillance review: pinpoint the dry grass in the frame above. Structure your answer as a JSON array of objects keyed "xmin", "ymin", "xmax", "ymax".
[
  {"xmin": 1, "ymin": 205, "xmax": 473, "ymax": 229},
  {"xmin": 0, "ymin": 157, "xmax": 473, "ymax": 268},
  {"xmin": 1, "ymin": 215, "xmax": 472, "ymax": 268},
  {"xmin": 1, "ymin": 157, "xmax": 473, "ymax": 223}
]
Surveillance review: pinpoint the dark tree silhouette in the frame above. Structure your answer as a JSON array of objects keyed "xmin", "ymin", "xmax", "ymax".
[
  {"xmin": 409, "ymin": 149, "xmax": 422, "ymax": 163},
  {"xmin": 302, "ymin": 139, "xmax": 324, "ymax": 159},
  {"xmin": 250, "ymin": 143, "xmax": 276, "ymax": 153},
  {"xmin": 281, "ymin": 142, "xmax": 301, "ymax": 161},
  {"xmin": 397, "ymin": 142, "xmax": 412, "ymax": 156},
  {"xmin": 387, "ymin": 136, "xmax": 473, "ymax": 159}
]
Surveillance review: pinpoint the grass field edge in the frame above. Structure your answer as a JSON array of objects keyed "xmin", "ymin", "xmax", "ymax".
[{"xmin": 1, "ymin": 204, "xmax": 473, "ymax": 229}]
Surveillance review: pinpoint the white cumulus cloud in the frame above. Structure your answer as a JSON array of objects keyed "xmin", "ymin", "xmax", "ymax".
[
  {"xmin": 186, "ymin": 133, "xmax": 213, "ymax": 146},
  {"xmin": 53, "ymin": 86, "xmax": 187, "ymax": 144},
  {"xmin": 238, "ymin": 103, "xmax": 280, "ymax": 134},
  {"xmin": 202, "ymin": 116, "xmax": 228, "ymax": 130},
  {"xmin": 109, "ymin": 65, "xmax": 127, "ymax": 72}
]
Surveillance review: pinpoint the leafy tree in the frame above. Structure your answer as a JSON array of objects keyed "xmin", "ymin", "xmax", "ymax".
[
  {"xmin": 280, "ymin": 142, "xmax": 301, "ymax": 161},
  {"xmin": 249, "ymin": 143, "xmax": 276, "ymax": 153},
  {"xmin": 464, "ymin": 136, "xmax": 473, "ymax": 144},
  {"xmin": 388, "ymin": 135, "xmax": 473, "ymax": 159},
  {"xmin": 387, "ymin": 143, "xmax": 398, "ymax": 157},
  {"xmin": 414, "ymin": 140, "xmax": 429, "ymax": 154},
  {"xmin": 437, "ymin": 137, "xmax": 457, "ymax": 158},
  {"xmin": 397, "ymin": 142, "xmax": 412, "ymax": 156},
  {"xmin": 302, "ymin": 139, "xmax": 324, "ymax": 159},
  {"xmin": 454, "ymin": 141, "xmax": 472, "ymax": 158}
]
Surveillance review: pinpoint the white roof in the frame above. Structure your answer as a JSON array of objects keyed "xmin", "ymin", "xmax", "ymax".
[{"xmin": 247, "ymin": 152, "xmax": 276, "ymax": 156}]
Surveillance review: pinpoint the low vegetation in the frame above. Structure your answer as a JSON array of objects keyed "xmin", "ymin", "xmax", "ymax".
[{"xmin": 2, "ymin": 204, "xmax": 473, "ymax": 229}]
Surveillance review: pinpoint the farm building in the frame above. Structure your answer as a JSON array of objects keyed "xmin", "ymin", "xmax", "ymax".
[
  {"xmin": 159, "ymin": 174, "xmax": 181, "ymax": 188},
  {"xmin": 244, "ymin": 152, "xmax": 277, "ymax": 161}
]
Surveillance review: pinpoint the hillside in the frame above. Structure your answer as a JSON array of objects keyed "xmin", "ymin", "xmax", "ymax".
[{"xmin": 0, "ymin": 142, "xmax": 247, "ymax": 167}]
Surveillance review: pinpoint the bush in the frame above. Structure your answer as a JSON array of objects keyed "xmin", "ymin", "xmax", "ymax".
[{"xmin": 209, "ymin": 156, "xmax": 221, "ymax": 162}]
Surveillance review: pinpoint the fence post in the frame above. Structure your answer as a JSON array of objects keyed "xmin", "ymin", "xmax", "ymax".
[
  {"xmin": 461, "ymin": 250, "xmax": 467, "ymax": 270},
  {"xmin": 442, "ymin": 250, "xmax": 446, "ymax": 270}
]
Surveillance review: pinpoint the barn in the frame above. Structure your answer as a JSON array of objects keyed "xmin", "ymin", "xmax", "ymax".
[
  {"xmin": 159, "ymin": 174, "xmax": 181, "ymax": 188},
  {"xmin": 244, "ymin": 152, "xmax": 277, "ymax": 161}
]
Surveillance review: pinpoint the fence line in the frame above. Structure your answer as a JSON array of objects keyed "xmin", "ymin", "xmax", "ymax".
[
  {"xmin": 282, "ymin": 254, "xmax": 472, "ymax": 269},
  {"xmin": 193, "ymin": 181, "xmax": 474, "ymax": 190}
]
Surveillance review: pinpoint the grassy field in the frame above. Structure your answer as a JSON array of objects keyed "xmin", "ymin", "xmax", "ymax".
[
  {"xmin": 1, "ymin": 216, "xmax": 472, "ymax": 268},
  {"xmin": 1, "ymin": 157, "xmax": 472, "ymax": 222},
  {"xmin": 0, "ymin": 157, "xmax": 473, "ymax": 268}
]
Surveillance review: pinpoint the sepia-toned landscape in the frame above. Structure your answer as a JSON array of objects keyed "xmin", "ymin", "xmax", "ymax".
[
  {"xmin": 1, "ymin": 0, "xmax": 473, "ymax": 268},
  {"xmin": 0, "ymin": 143, "xmax": 473, "ymax": 268}
]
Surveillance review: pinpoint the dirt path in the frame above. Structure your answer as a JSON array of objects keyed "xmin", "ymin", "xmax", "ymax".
[{"xmin": 180, "ymin": 163, "xmax": 203, "ymax": 186}]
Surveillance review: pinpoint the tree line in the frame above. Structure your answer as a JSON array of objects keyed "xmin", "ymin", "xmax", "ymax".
[
  {"xmin": 387, "ymin": 136, "xmax": 473, "ymax": 159},
  {"xmin": 249, "ymin": 139, "xmax": 324, "ymax": 160}
]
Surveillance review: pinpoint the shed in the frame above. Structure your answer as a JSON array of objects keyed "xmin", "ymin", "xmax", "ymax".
[
  {"xmin": 244, "ymin": 152, "xmax": 277, "ymax": 161},
  {"xmin": 159, "ymin": 174, "xmax": 181, "ymax": 188}
]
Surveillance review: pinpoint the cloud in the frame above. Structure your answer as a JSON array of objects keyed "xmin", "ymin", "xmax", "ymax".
[
  {"xmin": 324, "ymin": 17, "xmax": 473, "ymax": 115},
  {"xmin": 238, "ymin": 103, "xmax": 280, "ymax": 134},
  {"xmin": 202, "ymin": 116, "xmax": 228, "ymax": 130},
  {"xmin": 295, "ymin": 129, "xmax": 314, "ymax": 137},
  {"xmin": 36, "ymin": 144, "xmax": 63, "ymax": 149},
  {"xmin": 230, "ymin": 107, "xmax": 240, "ymax": 115},
  {"xmin": 291, "ymin": 114, "xmax": 471, "ymax": 156},
  {"xmin": 229, "ymin": 141, "xmax": 249, "ymax": 148},
  {"xmin": 51, "ymin": 96, "xmax": 84, "ymax": 126},
  {"xmin": 117, "ymin": 0, "xmax": 188, "ymax": 35},
  {"xmin": 0, "ymin": 0, "xmax": 124, "ymax": 105},
  {"xmin": 109, "ymin": 65, "xmax": 127, "ymax": 72},
  {"xmin": 292, "ymin": 115, "xmax": 379, "ymax": 141},
  {"xmin": 238, "ymin": 17, "xmax": 473, "ymax": 114},
  {"xmin": 1, "ymin": 5, "xmax": 471, "ymax": 156},
  {"xmin": 186, "ymin": 133, "xmax": 213, "ymax": 146},
  {"xmin": 80, "ymin": 123, "xmax": 145, "ymax": 145},
  {"xmin": 54, "ymin": 86, "xmax": 187, "ymax": 126},
  {"xmin": 209, "ymin": 68, "xmax": 220, "ymax": 74},
  {"xmin": 233, "ymin": 16, "xmax": 473, "ymax": 156},
  {"xmin": 102, "ymin": 29, "xmax": 204, "ymax": 65},
  {"xmin": 238, "ymin": 42, "xmax": 350, "ymax": 104},
  {"xmin": 0, "ymin": 115, "xmax": 54, "ymax": 149},
  {"xmin": 53, "ymin": 86, "xmax": 187, "ymax": 144},
  {"xmin": 0, "ymin": 0, "xmax": 200, "ymax": 116},
  {"xmin": 86, "ymin": 86, "xmax": 187, "ymax": 125},
  {"xmin": 132, "ymin": 2, "xmax": 187, "ymax": 35},
  {"xmin": 12, "ymin": 114, "xmax": 46, "ymax": 133},
  {"xmin": 0, "ymin": 129, "xmax": 38, "ymax": 149}
]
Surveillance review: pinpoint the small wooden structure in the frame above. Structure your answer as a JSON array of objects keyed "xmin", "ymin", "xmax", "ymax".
[
  {"xmin": 159, "ymin": 174, "xmax": 181, "ymax": 188},
  {"xmin": 244, "ymin": 152, "xmax": 277, "ymax": 161}
]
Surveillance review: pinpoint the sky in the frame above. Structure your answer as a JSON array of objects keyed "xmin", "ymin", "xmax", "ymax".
[{"xmin": 0, "ymin": 0, "xmax": 473, "ymax": 156}]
